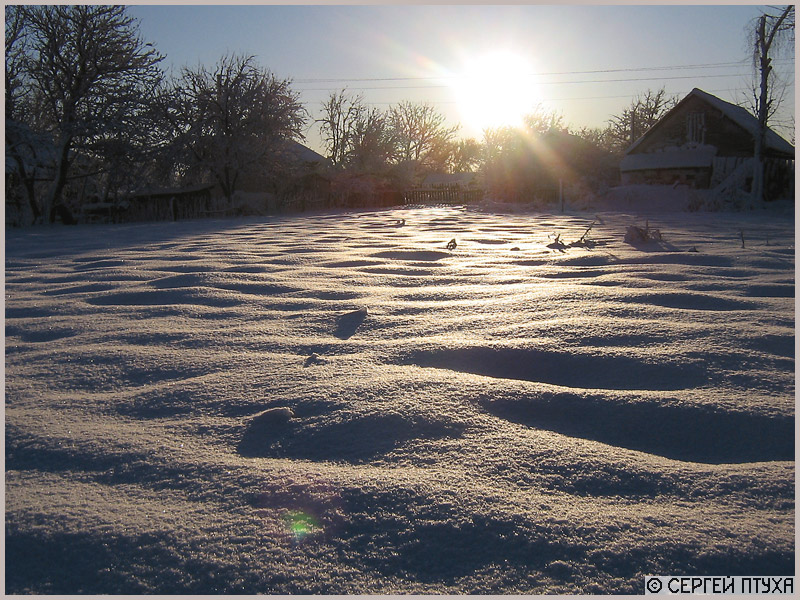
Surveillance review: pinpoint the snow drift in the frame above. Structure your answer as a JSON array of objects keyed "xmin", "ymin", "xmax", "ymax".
[{"xmin": 5, "ymin": 202, "xmax": 794, "ymax": 594}]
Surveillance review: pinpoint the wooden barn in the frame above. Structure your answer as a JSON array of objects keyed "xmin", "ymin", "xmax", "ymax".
[
  {"xmin": 620, "ymin": 88, "xmax": 794, "ymax": 199},
  {"xmin": 121, "ymin": 184, "xmax": 216, "ymax": 222}
]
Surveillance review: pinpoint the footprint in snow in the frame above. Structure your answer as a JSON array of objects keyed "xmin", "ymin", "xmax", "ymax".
[{"xmin": 238, "ymin": 407, "xmax": 295, "ymax": 457}]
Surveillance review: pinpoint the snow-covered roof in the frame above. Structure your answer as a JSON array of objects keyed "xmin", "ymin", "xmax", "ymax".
[
  {"xmin": 620, "ymin": 146, "xmax": 717, "ymax": 172},
  {"xmin": 626, "ymin": 88, "xmax": 795, "ymax": 157},
  {"xmin": 276, "ymin": 139, "xmax": 327, "ymax": 164},
  {"xmin": 5, "ymin": 120, "xmax": 58, "ymax": 174}
]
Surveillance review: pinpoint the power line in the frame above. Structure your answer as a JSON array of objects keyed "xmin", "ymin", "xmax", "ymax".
[
  {"xmin": 295, "ymin": 72, "xmax": 756, "ymax": 92},
  {"xmin": 349, "ymin": 84, "xmax": 792, "ymax": 106},
  {"xmin": 293, "ymin": 60, "xmax": 741, "ymax": 83},
  {"xmin": 293, "ymin": 58, "xmax": 793, "ymax": 85}
]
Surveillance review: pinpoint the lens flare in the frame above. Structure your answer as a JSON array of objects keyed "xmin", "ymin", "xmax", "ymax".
[{"xmin": 282, "ymin": 510, "xmax": 320, "ymax": 541}]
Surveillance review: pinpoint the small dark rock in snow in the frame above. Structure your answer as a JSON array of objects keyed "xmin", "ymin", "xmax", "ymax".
[{"xmin": 446, "ymin": 238, "xmax": 457, "ymax": 250}]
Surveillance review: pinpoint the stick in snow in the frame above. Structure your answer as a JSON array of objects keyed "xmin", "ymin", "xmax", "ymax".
[{"xmin": 547, "ymin": 233, "xmax": 567, "ymax": 252}]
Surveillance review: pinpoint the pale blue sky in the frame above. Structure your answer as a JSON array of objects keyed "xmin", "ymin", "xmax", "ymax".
[{"xmin": 127, "ymin": 4, "xmax": 794, "ymax": 152}]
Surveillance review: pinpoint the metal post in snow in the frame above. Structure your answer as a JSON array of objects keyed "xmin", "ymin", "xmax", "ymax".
[{"xmin": 559, "ymin": 179, "xmax": 564, "ymax": 212}]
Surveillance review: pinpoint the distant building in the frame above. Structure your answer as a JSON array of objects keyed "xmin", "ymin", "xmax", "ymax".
[
  {"xmin": 115, "ymin": 183, "xmax": 216, "ymax": 223},
  {"xmin": 238, "ymin": 138, "xmax": 328, "ymax": 192},
  {"xmin": 620, "ymin": 88, "xmax": 794, "ymax": 198},
  {"xmin": 273, "ymin": 139, "xmax": 328, "ymax": 172}
]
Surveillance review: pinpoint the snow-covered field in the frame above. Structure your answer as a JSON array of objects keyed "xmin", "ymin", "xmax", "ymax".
[{"xmin": 4, "ymin": 199, "xmax": 795, "ymax": 593}]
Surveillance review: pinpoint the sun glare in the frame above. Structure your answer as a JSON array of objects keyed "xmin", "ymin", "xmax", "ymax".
[{"xmin": 454, "ymin": 50, "xmax": 542, "ymax": 134}]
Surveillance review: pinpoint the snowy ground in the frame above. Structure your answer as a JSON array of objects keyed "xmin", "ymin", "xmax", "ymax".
[{"xmin": 4, "ymin": 198, "xmax": 795, "ymax": 593}]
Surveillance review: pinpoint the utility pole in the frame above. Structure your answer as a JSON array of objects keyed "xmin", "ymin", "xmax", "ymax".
[{"xmin": 752, "ymin": 6, "xmax": 794, "ymax": 203}]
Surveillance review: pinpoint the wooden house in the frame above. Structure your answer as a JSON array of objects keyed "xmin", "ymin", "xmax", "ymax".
[{"xmin": 620, "ymin": 88, "xmax": 794, "ymax": 199}]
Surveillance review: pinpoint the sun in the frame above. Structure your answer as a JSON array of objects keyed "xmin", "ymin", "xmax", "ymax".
[{"xmin": 453, "ymin": 50, "xmax": 543, "ymax": 134}]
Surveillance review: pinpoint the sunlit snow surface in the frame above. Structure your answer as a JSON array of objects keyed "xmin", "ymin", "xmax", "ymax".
[{"xmin": 5, "ymin": 204, "xmax": 795, "ymax": 593}]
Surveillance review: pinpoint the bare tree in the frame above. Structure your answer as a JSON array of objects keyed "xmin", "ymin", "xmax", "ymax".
[
  {"xmin": 572, "ymin": 125, "xmax": 615, "ymax": 153},
  {"xmin": 15, "ymin": 5, "xmax": 164, "ymax": 222},
  {"xmin": 5, "ymin": 5, "xmax": 42, "ymax": 222},
  {"xmin": 389, "ymin": 101, "xmax": 460, "ymax": 168},
  {"xmin": 422, "ymin": 137, "xmax": 460, "ymax": 174},
  {"xmin": 523, "ymin": 105, "xmax": 566, "ymax": 135},
  {"xmin": 750, "ymin": 5, "xmax": 794, "ymax": 202},
  {"xmin": 5, "ymin": 5, "xmax": 28, "ymax": 120},
  {"xmin": 606, "ymin": 87, "xmax": 678, "ymax": 153},
  {"xmin": 174, "ymin": 54, "xmax": 307, "ymax": 201},
  {"xmin": 317, "ymin": 89, "xmax": 365, "ymax": 167},
  {"xmin": 480, "ymin": 126, "xmax": 529, "ymax": 201},
  {"xmin": 348, "ymin": 107, "xmax": 396, "ymax": 172},
  {"xmin": 448, "ymin": 138, "xmax": 483, "ymax": 173}
]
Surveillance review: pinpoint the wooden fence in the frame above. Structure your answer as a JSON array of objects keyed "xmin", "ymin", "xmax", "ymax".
[
  {"xmin": 122, "ymin": 184, "xmax": 216, "ymax": 222},
  {"xmin": 403, "ymin": 188, "xmax": 484, "ymax": 205}
]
